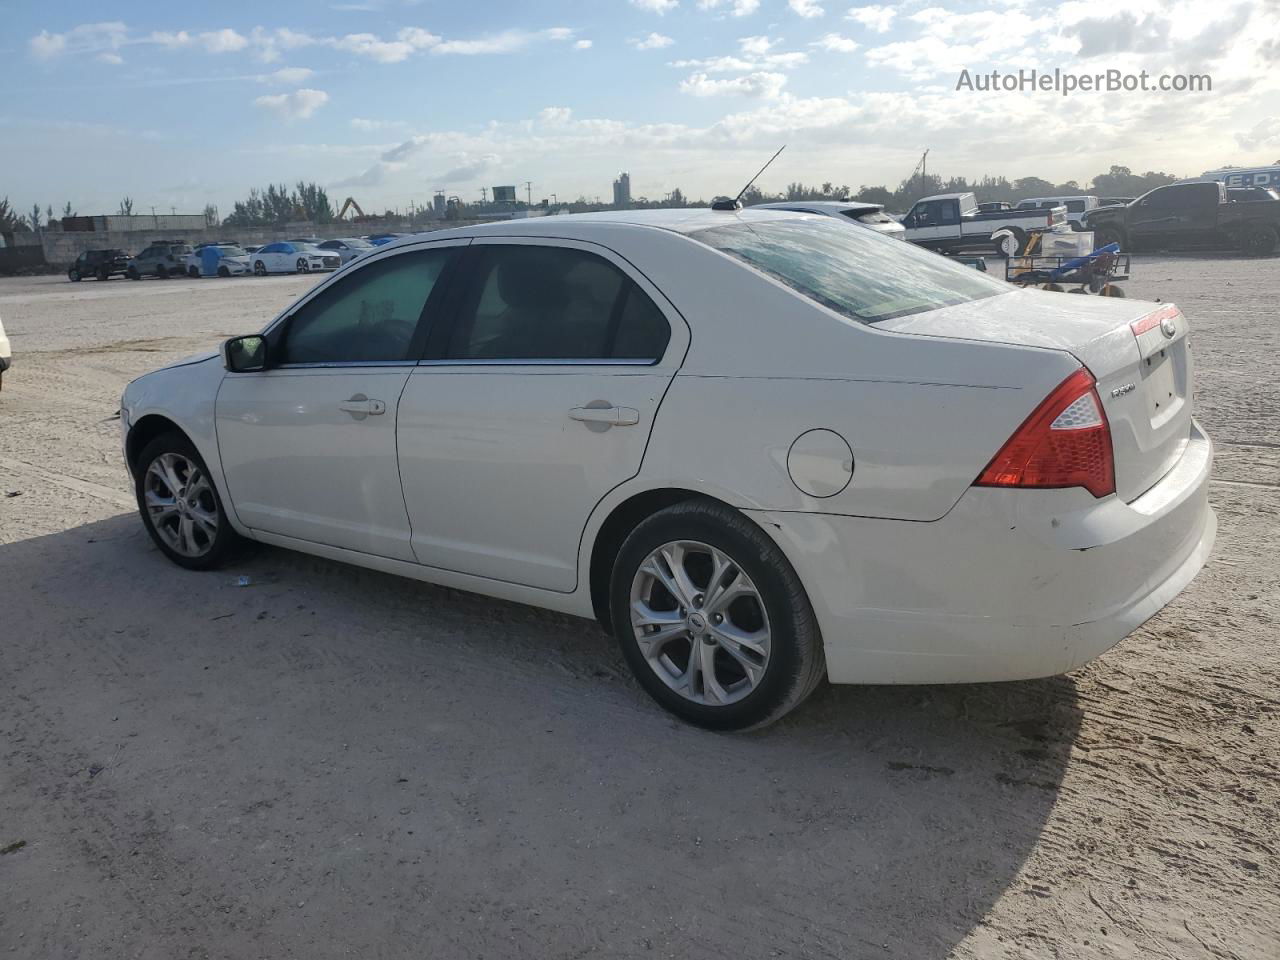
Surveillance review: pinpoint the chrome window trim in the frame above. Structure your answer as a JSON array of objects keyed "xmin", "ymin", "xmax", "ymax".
[
  {"xmin": 273, "ymin": 360, "xmax": 419, "ymax": 370},
  {"xmin": 417, "ymin": 358, "xmax": 660, "ymax": 368}
]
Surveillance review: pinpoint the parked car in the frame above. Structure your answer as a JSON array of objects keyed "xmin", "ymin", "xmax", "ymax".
[
  {"xmin": 1199, "ymin": 164, "xmax": 1280, "ymax": 191},
  {"xmin": 244, "ymin": 245, "xmax": 263, "ymax": 255},
  {"xmin": 1015, "ymin": 195, "xmax": 1100, "ymax": 229},
  {"xmin": 901, "ymin": 192, "xmax": 1069, "ymax": 256},
  {"xmin": 1096, "ymin": 197, "xmax": 1134, "ymax": 208},
  {"xmin": 1228, "ymin": 186, "xmax": 1280, "ymax": 202},
  {"xmin": 184, "ymin": 243, "xmax": 252, "ymax": 278},
  {"xmin": 316, "ymin": 237, "xmax": 376, "ymax": 263},
  {"xmin": 120, "ymin": 209, "xmax": 1214, "ymax": 729},
  {"xmin": 1081, "ymin": 180, "xmax": 1280, "ymax": 255},
  {"xmin": 750, "ymin": 200, "xmax": 905, "ymax": 240},
  {"xmin": 288, "ymin": 237, "xmax": 323, "ymax": 246},
  {"xmin": 127, "ymin": 242, "xmax": 194, "ymax": 280},
  {"xmin": 68, "ymin": 249, "xmax": 131, "ymax": 282},
  {"xmin": 250, "ymin": 242, "xmax": 341, "ymax": 275},
  {"xmin": 976, "ymin": 201, "xmax": 1014, "ymax": 213},
  {"xmin": 0, "ymin": 311, "xmax": 9, "ymax": 390},
  {"xmin": 366, "ymin": 233, "xmax": 404, "ymax": 246}
]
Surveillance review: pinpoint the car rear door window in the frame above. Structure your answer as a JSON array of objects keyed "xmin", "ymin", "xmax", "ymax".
[
  {"xmin": 446, "ymin": 245, "xmax": 670, "ymax": 363},
  {"xmin": 280, "ymin": 248, "xmax": 453, "ymax": 365}
]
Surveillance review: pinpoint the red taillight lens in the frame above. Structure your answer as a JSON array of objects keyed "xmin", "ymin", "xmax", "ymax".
[{"xmin": 975, "ymin": 368, "xmax": 1115, "ymax": 498}]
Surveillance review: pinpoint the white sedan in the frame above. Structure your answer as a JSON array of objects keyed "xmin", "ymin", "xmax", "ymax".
[
  {"xmin": 250, "ymin": 242, "xmax": 341, "ymax": 276},
  {"xmin": 0, "ymin": 311, "xmax": 10, "ymax": 389},
  {"xmin": 316, "ymin": 237, "xmax": 375, "ymax": 264},
  {"xmin": 119, "ymin": 209, "xmax": 1214, "ymax": 728}
]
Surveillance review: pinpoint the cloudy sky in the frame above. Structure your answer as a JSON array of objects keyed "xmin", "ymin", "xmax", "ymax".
[{"xmin": 4, "ymin": 0, "xmax": 1278, "ymax": 216}]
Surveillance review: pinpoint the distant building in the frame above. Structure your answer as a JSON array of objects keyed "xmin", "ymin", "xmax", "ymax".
[
  {"xmin": 612, "ymin": 172, "xmax": 632, "ymax": 207},
  {"xmin": 432, "ymin": 192, "xmax": 446, "ymax": 217},
  {"xmin": 492, "ymin": 185, "xmax": 518, "ymax": 204}
]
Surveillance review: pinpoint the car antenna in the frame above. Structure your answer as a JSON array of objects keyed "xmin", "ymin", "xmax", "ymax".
[{"xmin": 712, "ymin": 145, "xmax": 786, "ymax": 211}]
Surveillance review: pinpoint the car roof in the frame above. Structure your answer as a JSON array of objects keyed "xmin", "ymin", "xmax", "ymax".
[
  {"xmin": 751, "ymin": 200, "xmax": 882, "ymax": 214},
  {"xmin": 916, "ymin": 193, "xmax": 972, "ymax": 202},
  {"xmin": 376, "ymin": 207, "xmax": 818, "ymax": 252}
]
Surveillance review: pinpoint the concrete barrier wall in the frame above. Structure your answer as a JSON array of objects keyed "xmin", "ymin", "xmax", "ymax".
[{"xmin": 38, "ymin": 220, "xmax": 488, "ymax": 267}]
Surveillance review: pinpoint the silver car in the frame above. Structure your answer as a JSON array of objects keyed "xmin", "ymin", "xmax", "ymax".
[{"xmin": 316, "ymin": 237, "xmax": 375, "ymax": 264}]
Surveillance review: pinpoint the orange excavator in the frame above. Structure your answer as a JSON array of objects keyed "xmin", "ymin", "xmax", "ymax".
[{"xmin": 336, "ymin": 197, "xmax": 371, "ymax": 222}]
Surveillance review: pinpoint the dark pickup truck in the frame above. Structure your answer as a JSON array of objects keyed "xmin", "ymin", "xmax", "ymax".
[{"xmin": 1081, "ymin": 181, "xmax": 1280, "ymax": 255}]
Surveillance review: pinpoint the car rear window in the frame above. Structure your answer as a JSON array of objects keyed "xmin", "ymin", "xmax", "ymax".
[{"xmin": 691, "ymin": 218, "xmax": 1010, "ymax": 324}]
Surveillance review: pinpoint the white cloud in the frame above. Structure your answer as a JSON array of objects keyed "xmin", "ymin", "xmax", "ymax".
[
  {"xmin": 575, "ymin": 39, "xmax": 593, "ymax": 49},
  {"xmin": 398, "ymin": 27, "xmax": 441, "ymax": 50},
  {"xmin": 1237, "ymin": 116, "xmax": 1280, "ymax": 150},
  {"xmin": 335, "ymin": 32, "xmax": 417, "ymax": 62},
  {"xmin": 739, "ymin": 35, "xmax": 776, "ymax": 55},
  {"xmin": 261, "ymin": 66, "xmax": 315, "ymax": 84},
  {"xmin": 30, "ymin": 22, "xmax": 127, "ymax": 60},
  {"xmin": 432, "ymin": 29, "xmax": 564, "ymax": 55},
  {"xmin": 632, "ymin": 0, "xmax": 679, "ymax": 12},
  {"xmin": 698, "ymin": 0, "xmax": 761, "ymax": 15},
  {"xmin": 350, "ymin": 117, "xmax": 410, "ymax": 131},
  {"xmin": 811, "ymin": 33, "xmax": 859, "ymax": 52},
  {"xmin": 148, "ymin": 30, "xmax": 191, "ymax": 48},
  {"xmin": 633, "ymin": 32, "xmax": 676, "ymax": 50},
  {"xmin": 681, "ymin": 70, "xmax": 787, "ymax": 98},
  {"xmin": 846, "ymin": 5, "xmax": 896, "ymax": 32},
  {"xmin": 253, "ymin": 88, "xmax": 330, "ymax": 120},
  {"xmin": 97, "ymin": 52, "xmax": 124, "ymax": 65},
  {"xmin": 539, "ymin": 106, "xmax": 574, "ymax": 124},
  {"xmin": 198, "ymin": 28, "xmax": 249, "ymax": 53},
  {"xmin": 673, "ymin": 47, "xmax": 808, "ymax": 71},
  {"xmin": 789, "ymin": 0, "xmax": 824, "ymax": 18}
]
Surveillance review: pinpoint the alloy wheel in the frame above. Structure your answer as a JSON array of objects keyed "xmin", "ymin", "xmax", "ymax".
[
  {"xmin": 297, "ymin": 258, "xmax": 309, "ymax": 273},
  {"xmin": 629, "ymin": 539, "xmax": 771, "ymax": 706},
  {"xmin": 143, "ymin": 452, "xmax": 220, "ymax": 558}
]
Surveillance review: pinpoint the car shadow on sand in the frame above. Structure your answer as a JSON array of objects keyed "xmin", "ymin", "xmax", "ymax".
[{"xmin": 1, "ymin": 513, "xmax": 1082, "ymax": 959}]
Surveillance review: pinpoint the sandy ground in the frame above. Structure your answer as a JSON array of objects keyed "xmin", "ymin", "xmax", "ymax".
[{"xmin": 0, "ymin": 262, "xmax": 1276, "ymax": 960}]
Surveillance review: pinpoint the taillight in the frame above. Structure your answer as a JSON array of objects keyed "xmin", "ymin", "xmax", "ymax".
[{"xmin": 975, "ymin": 368, "xmax": 1115, "ymax": 498}]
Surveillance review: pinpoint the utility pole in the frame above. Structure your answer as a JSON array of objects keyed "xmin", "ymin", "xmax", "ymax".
[
  {"xmin": 481, "ymin": 187, "xmax": 488, "ymax": 203},
  {"xmin": 524, "ymin": 180, "xmax": 533, "ymax": 206}
]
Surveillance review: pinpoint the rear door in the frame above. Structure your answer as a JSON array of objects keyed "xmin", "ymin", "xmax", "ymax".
[
  {"xmin": 215, "ymin": 243, "xmax": 465, "ymax": 559},
  {"xmin": 396, "ymin": 238, "xmax": 688, "ymax": 591}
]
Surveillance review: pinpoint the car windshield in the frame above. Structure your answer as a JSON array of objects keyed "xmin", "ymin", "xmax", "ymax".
[{"xmin": 690, "ymin": 218, "xmax": 1011, "ymax": 324}]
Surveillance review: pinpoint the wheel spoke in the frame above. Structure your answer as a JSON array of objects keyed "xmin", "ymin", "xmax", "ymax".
[
  {"xmin": 715, "ymin": 631, "xmax": 767, "ymax": 687},
  {"xmin": 631, "ymin": 600, "xmax": 682, "ymax": 629},
  {"xmin": 657, "ymin": 543, "xmax": 699, "ymax": 607},
  {"xmin": 636, "ymin": 623, "xmax": 689, "ymax": 659},
  {"xmin": 178, "ymin": 516, "xmax": 197, "ymax": 555},
  {"xmin": 640, "ymin": 558, "xmax": 686, "ymax": 608},
  {"xmin": 144, "ymin": 490, "xmax": 179, "ymax": 523},
  {"xmin": 189, "ymin": 506, "xmax": 219, "ymax": 537},
  {"xmin": 697, "ymin": 639, "xmax": 728, "ymax": 704}
]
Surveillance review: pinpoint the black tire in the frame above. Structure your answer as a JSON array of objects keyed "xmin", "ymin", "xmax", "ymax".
[
  {"xmin": 127, "ymin": 267, "xmax": 140, "ymax": 280},
  {"xmin": 1094, "ymin": 226, "xmax": 1124, "ymax": 249},
  {"xmin": 296, "ymin": 258, "xmax": 309, "ymax": 273},
  {"xmin": 134, "ymin": 431, "xmax": 243, "ymax": 571},
  {"xmin": 254, "ymin": 260, "xmax": 267, "ymax": 276},
  {"xmin": 96, "ymin": 267, "xmax": 110, "ymax": 281},
  {"xmin": 155, "ymin": 264, "xmax": 168, "ymax": 279},
  {"xmin": 217, "ymin": 266, "xmax": 230, "ymax": 278},
  {"xmin": 68, "ymin": 268, "xmax": 81, "ymax": 282},
  {"xmin": 188, "ymin": 266, "xmax": 200, "ymax": 278},
  {"xmin": 1240, "ymin": 224, "xmax": 1278, "ymax": 257},
  {"xmin": 609, "ymin": 500, "xmax": 825, "ymax": 730}
]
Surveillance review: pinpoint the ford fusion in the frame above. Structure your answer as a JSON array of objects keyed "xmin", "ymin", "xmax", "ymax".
[{"xmin": 120, "ymin": 209, "xmax": 1215, "ymax": 729}]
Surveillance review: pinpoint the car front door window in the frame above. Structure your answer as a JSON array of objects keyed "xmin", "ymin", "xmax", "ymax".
[{"xmin": 281, "ymin": 249, "xmax": 454, "ymax": 365}]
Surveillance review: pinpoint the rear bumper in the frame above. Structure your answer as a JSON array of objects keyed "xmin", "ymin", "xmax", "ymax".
[{"xmin": 753, "ymin": 420, "xmax": 1215, "ymax": 684}]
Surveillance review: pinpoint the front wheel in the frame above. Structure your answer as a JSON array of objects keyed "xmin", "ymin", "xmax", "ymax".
[
  {"xmin": 1093, "ymin": 226, "xmax": 1124, "ymax": 249},
  {"xmin": 68, "ymin": 268, "xmax": 81, "ymax": 282},
  {"xmin": 254, "ymin": 260, "xmax": 267, "ymax": 276},
  {"xmin": 96, "ymin": 268, "xmax": 110, "ymax": 281},
  {"xmin": 296, "ymin": 258, "xmax": 310, "ymax": 273},
  {"xmin": 610, "ymin": 500, "xmax": 825, "ymax": 730},
  {"xmin": 217, "ymin": 266, "xmax": 230, "ymax": 277},
  {"xmin": 1240, "ymin": 224, "xmax": 1278, "ymax": 257},
  {"xmin": 127, "ymin": 267, "xmax": 140, "ymax": 280},
  {"xmin": 135, "ymin": 432, "xmax": 242, "ymax": 570}
]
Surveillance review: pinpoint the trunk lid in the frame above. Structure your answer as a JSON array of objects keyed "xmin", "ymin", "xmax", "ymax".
[{"xmin": 880, "ymin": 289, "xmax": 1193, "ymax": 502}]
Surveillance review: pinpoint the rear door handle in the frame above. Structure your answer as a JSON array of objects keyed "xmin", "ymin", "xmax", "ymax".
[
  {"xmin": 569, "ymin": 405, "xmax": 639, "ymax": 427},
  {"xmin": 339, "ymin": 394, "xmax": 386, "ymax": 419}
]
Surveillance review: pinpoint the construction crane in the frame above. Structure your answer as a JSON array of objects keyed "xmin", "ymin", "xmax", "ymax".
[
  {"xmin": 336, "ymin": 197, "xmax": 367, "ymax": 220},
  {"xmin": 907, "ymin": 150, "xmax": 929, "ymax": 186}
]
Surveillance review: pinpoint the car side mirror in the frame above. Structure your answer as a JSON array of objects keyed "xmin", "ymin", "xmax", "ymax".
[{"xmin": 222, "ymin": 335, "xmax": 268, "ymax": 373}]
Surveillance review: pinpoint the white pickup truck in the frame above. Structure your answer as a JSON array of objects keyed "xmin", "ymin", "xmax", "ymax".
[{"xmin": 901, "ymin": 192, "xmax": 1069, "ymax": 256}]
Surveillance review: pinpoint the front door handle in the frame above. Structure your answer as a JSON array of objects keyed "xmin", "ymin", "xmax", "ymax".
[
  {"xmin": 569, "ymin": 404, "xmax": 639, "ymax": 427},
  {"xmin": 339, "ymin": 394, "xmax": 386, "ymax": 420}
]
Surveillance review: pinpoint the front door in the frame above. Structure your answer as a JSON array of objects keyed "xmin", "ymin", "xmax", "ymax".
[
  {"xmin": 396, "ymin": 238, "xmax": 687, "ymax": 592},
  {"xmin": 216, "ymin": 244, "xmax": 461, "ymax": 560}
]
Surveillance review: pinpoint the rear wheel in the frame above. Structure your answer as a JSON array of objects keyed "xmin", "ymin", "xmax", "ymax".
[
  {"xmin": 1093, "ymin": 226, "xmax": 1124, "ymax": 249},
  {"xmin": 1240, "ymin": 224, "xmax": 1278, "ymax": 257},
  {"xmin": 996, "ymin": 228, "xmax": 1026, "ymax": 258},
  {"xmin": 217, "ymin": 266, "xmax": 230, "ymax": 278},
  {"xmin": 610, "ymin": 500, "xmax": 825, "ymax": 730},
  {"xmin": 134, "ymin": 432, "xmax": 242, "ymax": 571}
]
